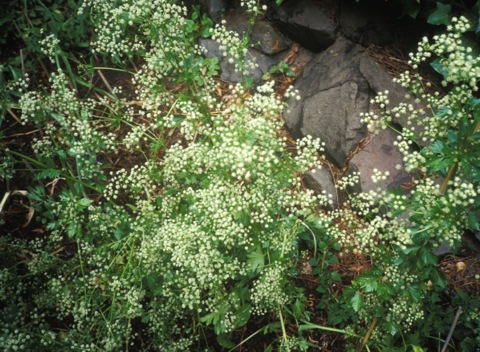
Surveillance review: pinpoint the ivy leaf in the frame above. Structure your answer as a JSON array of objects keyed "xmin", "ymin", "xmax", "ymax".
[
  {"xmin": 351, "ymin": 291, "xmax": 363, "ymax": 312},
  {"xmin": 427, "ymin": 3, "xmax": 452, "ymax": 26},
  {"xmin": 430, "ymin": 58, "xmax": 448, "ymax": 79}
]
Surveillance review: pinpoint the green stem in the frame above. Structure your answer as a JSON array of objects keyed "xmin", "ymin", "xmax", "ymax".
[
  {"xmin": 298, "ymin": 321, "xmax": 361, "ymax": 338},
  {"xmin": 4, "ymin": 148, "xmax": 101, "ymax": 193},
  {"xmin": 278, "ymin": 306, "xmax": 290, "ymax": 352}
]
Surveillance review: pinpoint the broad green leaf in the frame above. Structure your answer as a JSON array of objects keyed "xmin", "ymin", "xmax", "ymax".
[
  {"xmin": 427, "ymin": 3, "xmax": 452, "ymax": 26},
  {"xmin": 79, "ymin": 198, "xmax": 92, "ymax": 207},
  {"xmin": 356, "ymin": 276, "xmax": 378, "ymax": 292},
  {"xmin": 246, "ymin": 247, "xmax": 264, "ymax": 273},
  {"xmin": 408, "ymin": 285, "xmax": 421, "ymax": 303},
  {"xmin": 411, "ymin": 345, "xmax": 425, "ymax": 352},
  {"xmin": 428, "ymin": 141, "xmax": 445, "ymax": 154},
  {"xmin": 385, "ymin": 320, "xmax": 399, "ymax": 335},
  {"xmin": 420, "ymin": 249, "xmax": 437, "ymax": 266},
  {"xmin": 351, "ymin": 291, "xmax": 363, "ymax": 312},
  {"xmin": 430, "ymin": 58, "xmax": 448, "ymax": 79},
  {"xmin": 234, "ymin": 304, "xmax": 251, "ymax": 329},
  {"xmin": 217, "ymin": 333, "xmax": 236, "ymax": 349}
]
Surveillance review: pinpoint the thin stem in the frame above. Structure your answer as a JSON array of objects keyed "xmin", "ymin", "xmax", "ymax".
[
  {"xmin": 278, "ymin": 306, "xmax": 290, "ymax": 352},
  {"xmin": 440, "ymin": 306, "xmax": 462, "ymax": 352}
]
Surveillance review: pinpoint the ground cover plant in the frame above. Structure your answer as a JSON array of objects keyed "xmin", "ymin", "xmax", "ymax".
[{"xmin": 0, "ymin": 0, "xmax": 479, "ymax": 351}]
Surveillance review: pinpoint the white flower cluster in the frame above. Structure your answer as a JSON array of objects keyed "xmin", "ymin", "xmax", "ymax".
[
  {"xmin": 371, "ymin": 168, "xmax": 390, "ymax": 184},
  {"xmin": 295, "ymin": 135, "xmax": 324, "ymax": 173},
  {"xmin": 412, "ymin": 17, "xmax": 478, "ymax": 87},
  {"xmin": 251, "ymin": 265, "xmax": 289, "ymax": 315},
  {"xmin": 337, "ymin": 171, "xmax": 360, "ymax": 192},
  {"xmin": 39, "ymin": 32, "xmax": 60, "ymax": 63},
  {"xmin": 385, "ymin": 296, "xmax": 424, "ymax": 329},
  {"xmin": 79, "ymin": 0, "xmax": 187, "ymax": 60},
  {"xmin": 104, "ymin": 161, "xmax": 161, "ymax": 202},
  {"xmin": 360, "ymin": 91, "xmax": 391, "ymax": 135},
  {"xmin": 211, "ymin": 21, "xmax": 258, "ymax": 76},
  {"xmin": 360, "ymin": 16, "xmax": 480, "ymax": 174},
  {"xmin": 240, "ymin": 0, "xmax": 268, "ymax": 15},
  {"xmin": 19, "ymin": 71, "xmax": 116, "ymax": 179}
]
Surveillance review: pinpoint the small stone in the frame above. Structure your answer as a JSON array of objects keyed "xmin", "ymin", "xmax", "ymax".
[{"xmin": 455, "ymin": 262, "xmax": 466, "ymax": 272}]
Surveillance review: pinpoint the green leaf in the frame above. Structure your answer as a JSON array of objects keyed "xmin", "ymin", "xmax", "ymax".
[
  {"xmin": 384, "ymin": 320, "xmax": 399, "ymax": 335},
  {"xmin": 351, "ymin": 291, "xmax": 363, "ymax": 312},
  {"xmin": 430, "ymin": 58, "xmax": 448, "ymax": 79},
  {"xmin": 429, "ymin": 141, "xmax": 445, "ymax": 154},
  {"xmin": 216, "ymin": 333, "xmax": 236, "ymax": 349},
  {"xmin": 357, "ymin": 276, "xmax": 378, "ymax": 292},
  {"xmin": 427, "ymin": 3, "xmax": 452, "ymax": 26},
  {"xmin": 246, "ymin": 247, "xmax": 264, "ymax": 273},
  {"xmin": 407, "ymin": 285, "xmax": 421, "ymax": 303},
  {"xmin": 33, "ymin": 168, "xmax": 61, "ymax": 180},
  {"xmin": 78, "ymin": 198, "xmax": 92, "ymax": 207},
  {"xmin": 420, "ymin": 249, "xmax": 437, "ymax": 266},
  {"xmin": 411, "ymin": 345, "xmax": 425, "ymax": 352},
  {"xmin": 330, "ymin": 271, "xmax": 341, "ymax": 282},
  {"xmin": 234, "ymin": 304, "xmax": 251, "ymax": 329}
]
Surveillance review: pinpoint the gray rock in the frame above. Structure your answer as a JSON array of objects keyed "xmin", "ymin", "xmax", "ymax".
[
  {"xmin": 270, "ymin": 0, "xmax": 337, "ymax": 52},
  {"xmin": 350, "ymin": 128, "xmax": 412, "ymax": 193},
  {"xmin": 284, "ymin": 37, "xmax": 369, "ymax": 167},
  {"xmin": 304, "ymin": 167, "xmax": 338, "ymax": 209},
  {"xmin": 301, "ymin": 82, "xmax": 368, "ymax": 166},
  {"xmin": 338, "ymin": 0, "xmax": 394, "ymax": 47},
  {"xmin": 202, "ymin": 0, "xmax": 227, "ymax": 23},
  {"xmin": 251, "ymin": 20, "xmax": 289, "ymax": 55},
  {"xmin": 359, "ymin": 52, "xmax": 409, "ymax": 116},
  {"xmin": 223, "ymin": 8, "xmax": 289, "ymax": 56},
  {"xmin": 433, "ymin": 242, "xmax": 454, "ymax": 257},
  {"xmin": 199, "ymin": 39, "xmax": 283, "ymax": 83}
]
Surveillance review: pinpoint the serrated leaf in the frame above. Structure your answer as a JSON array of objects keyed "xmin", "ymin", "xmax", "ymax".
[
  {"xmin": 351, "ymin": 291, "xmax": 363, "ymax": 312},
  {"xmin": 246, "ymin": 248, "xmax": 264, "ymax": 273},
  {"xmin": 427, "ymin": 3, "xmax": 452, "ymax": 26},
  {"xmin": 421, "ymin": 249, "xmax": 437, "ymax": 266},
  {"xmin": 428, "ymin": 141, "xmax": 445, "ymax": 154},
  {"xmin": 408, "ymin": 285, "xmax": 422, "ymax": 303},
  {"xmin": 33, "ymin": 168, "xmax": 61, "ymax": 181},
  {"xmin": 78, "ymin": 198, "xmax": 92, "ymax": 207},
  {"xmin": 377, "ymin": 283, "xmax": 395, "ymax": 297},
  {"xmin": 384, "ymin": 320, "xmax": 399, "ymax": 335}
]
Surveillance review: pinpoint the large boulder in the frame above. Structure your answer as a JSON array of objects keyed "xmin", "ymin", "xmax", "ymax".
[
  {"xmin": 350, "ymin": 129, "xmax": 413, "ymax": 193},
  {"xmin": 338, "ymin": 0, "xmax": 395, "ymax": 47},
  {"xmin": 223, "ymin": 8, "xmax": 289, "ymax": 56},
  {"xmin": 284, "ymin": 37, "xmax": 369, "ymax": 167},
  {"xmin": 269, "ymin": 0, "xmax": 337, "ymax": 52}
]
